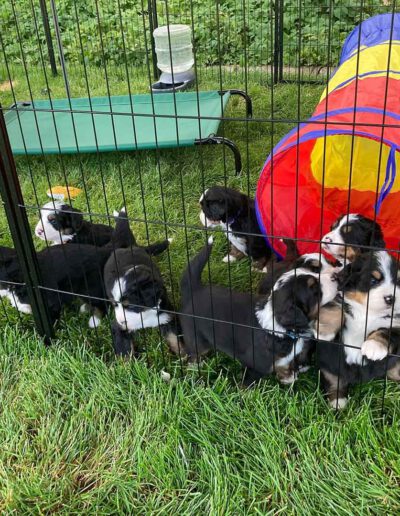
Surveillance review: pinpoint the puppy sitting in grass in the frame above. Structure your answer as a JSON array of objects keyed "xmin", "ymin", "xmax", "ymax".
[{"xmin": 199, "ymin": 186, "xmax": 273, "ymax": 272}]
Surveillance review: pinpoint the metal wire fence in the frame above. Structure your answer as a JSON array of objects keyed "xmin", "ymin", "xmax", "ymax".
[{"xmin": 0, "ymin": 0, "xmax": 399, "ymax": 414}]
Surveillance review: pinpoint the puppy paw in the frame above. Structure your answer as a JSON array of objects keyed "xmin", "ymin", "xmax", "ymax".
[
  {"xmin": 361, "ymin": 338, "xmax": 388, "ymax": 361},
  {"xmin": 251, "ymin": 265, "xmax": 267, "ymax": 273},
  {"xmin": 278, "ymin": 371, "xmax": 297, "ymax": 385},
  {"xmin": 88, "ymin": 314, "xmax": 102, "ymax": 329},
  {"xmin": 168, "ymin": 238, "xmax": 173, "ymax": 244},
  {"xmin": 80, "ymin": 303, "xmax": 89, "ymax": 314},
  {"xmin": 222, "ymin": 253, "xmax": 236, "ymax": 263},
  {"xmin": 161, "ymin": 370, "xmax": 171, "ymax": 383},
  {"xmin": 208, "ymin": 236, "xmax": 214, "ymax": 245},
  {"xmin": 18, "ymin": 304, "xmax": 32, "ymax": 315},
  {"xmin": 329, "ymin": 397, "xmax": 348, "ymax": 410},
  {"xmin": 298, "ymin": 365, "xmax": 310, "ymax": 373}
]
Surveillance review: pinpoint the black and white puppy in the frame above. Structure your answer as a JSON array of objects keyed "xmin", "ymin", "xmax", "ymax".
[
  {"xmin": 179, "ymin": 237, "xmax": 338, "ymax": 384},
  {"xmin": 0, "ymin": 208, "xmax": 134, "ymax": 327},
  {"xmin": 316, "ymin": 250, "xmax": 400, "ymax": 409},
  {"xmin": 199, "ymin": 186, "xmax": 273, "ymax": 271},
  {"xmin": 104, "ymin": 233, "xmax": 179, "ymax": 358},
  {"xmin": 35, "ymin": 200, "xmax": 117, "ymax": 247},
  {"xmin": 321, "ymin": 213, "xmax": 385, "ymax": 263}
]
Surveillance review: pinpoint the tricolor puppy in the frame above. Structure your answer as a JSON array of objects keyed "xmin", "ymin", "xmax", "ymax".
[
  {"xmin": 104, "ymin": 233, "xmax": 179, "ymax": 358},
  {"xmin": 199, "ymin": 186, "xmax": 273, "ymax": 271},
  {"xmin": 0, "ymin": 208, "xmax": 134, "ymax": 327},
  {"xmin": 35, "ymin": 201, "xmax": 118, "ymax": 247},
  {"xmin": 321, "ymin": 214, "xmax": 385, "ymax": 263},
  {"xmin": 179, "ymin": 237, "xmax": 338, "ymax": 385},
  {"xmin": 316, "ymin": 250, "xmax": 400, "ymax": 409}
]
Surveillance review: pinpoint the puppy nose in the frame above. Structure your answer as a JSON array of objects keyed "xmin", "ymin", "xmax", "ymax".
[
  {"xmin": 324, "ymin": 236, "xmax": 332, "ymax": 243},
  {"xmin": 384, "ymin": 295, "xmax": 394, "ymax": 306}
]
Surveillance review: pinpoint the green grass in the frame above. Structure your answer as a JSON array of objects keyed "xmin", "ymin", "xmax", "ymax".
[{"xmin": 0, "ymin": 65, "xmax": 400, "ymax": 513}]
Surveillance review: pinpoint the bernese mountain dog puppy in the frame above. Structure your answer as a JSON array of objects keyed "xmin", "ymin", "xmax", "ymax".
[
  {"xmin": 199, "ymin": 186, "xmax": 273, "ymax": 271},
  {"xmin": 103, "ymin": 225, "xmax": 179, "ymax": 358},
  {"xmin": 321, "ymin": 213, "xmax": 385, "ymax": 263},
  {"xmin": 0, "ymin": 208, "xmax": 134, "ymax": 328},
  {"xmin": 35, "ymin": 200, "xmax": 118, "ymax": 247},
  {"xmin": 316, "ymin": 249, "xmax": 400, "ymax": 409},
  {"xmin": 179, "ymin": 236, "xmax": 338, "ymax": 385}
]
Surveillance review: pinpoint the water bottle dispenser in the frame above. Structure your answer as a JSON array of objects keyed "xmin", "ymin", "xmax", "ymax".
[{"xmin": 151, "ymin": 25, "xmax": 196, "ymax": 93}]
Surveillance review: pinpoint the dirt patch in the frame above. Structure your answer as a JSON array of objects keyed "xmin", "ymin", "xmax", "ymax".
[{"xmin": 0, "ymin": 80, "xmax": 17, "ymax": 92}]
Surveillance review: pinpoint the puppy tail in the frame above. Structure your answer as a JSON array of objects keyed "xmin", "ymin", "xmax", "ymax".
[
  {"xmin": 107, "ymin": 208, "xmax": 137, "ymax": 249},
  {"xmin": 142, "ymin": 239, "xmax": 170, "ymax": 256},
  {"xmin": 180, "ymin": 236, "xmax": 214, "ymax": 297}
]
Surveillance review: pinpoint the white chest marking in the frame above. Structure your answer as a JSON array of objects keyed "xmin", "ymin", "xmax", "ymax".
[
  {"xmin": 227, "ymin": 224, "xmax": 248, "ymax": 255},
  {"xmin": 342, "ymin": 303, "xmax": 391, "ymax": 365}
]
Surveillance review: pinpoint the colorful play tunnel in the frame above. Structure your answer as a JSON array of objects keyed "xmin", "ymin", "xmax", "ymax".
[{"xmin": 256, "ymin": 13, "xmax": 400, "ymax": 258}]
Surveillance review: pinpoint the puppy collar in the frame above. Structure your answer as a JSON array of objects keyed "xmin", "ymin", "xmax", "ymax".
[{"xmin": 266, "ymin": 329, "xmax": 298, "ymax": 340}]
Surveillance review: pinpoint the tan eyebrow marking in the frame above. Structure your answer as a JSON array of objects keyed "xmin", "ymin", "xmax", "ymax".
[{"xmin": 371, "ymin": 270, "xmax": 382, "ymax": 280}]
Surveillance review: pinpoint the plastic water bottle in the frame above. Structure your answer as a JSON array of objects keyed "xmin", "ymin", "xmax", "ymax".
[{"xmin": 153, "ymin": 25, "xmax": 194, "ymax": 74}]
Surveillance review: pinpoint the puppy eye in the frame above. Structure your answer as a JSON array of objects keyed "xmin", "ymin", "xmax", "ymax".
[
  {"xmin": 47, "ymin": 215, "xmax": 57, "ymax": 226},
  {"xmin": 121, "ymin": 299, "xmax": 131, "ymax": 308},
  {"xmin": 370, "ymin": 275, "xmax": 382, "ymax": 286}
]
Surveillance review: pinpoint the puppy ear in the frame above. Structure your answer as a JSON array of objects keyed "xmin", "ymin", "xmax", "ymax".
[
  {"xmin": 360, "ymin": 217, "xmax": 385, "ymax": 250},
  {"xmin": 68, "ymin": 208, "xmax": 84, "ymax": 231},
  {"xmin": 336, "ymin": 259, "xmax": 361, "ymax": 290},
  {"xmin": 275, "ymin": 303, "xmax": 309, "ymax": 330}
]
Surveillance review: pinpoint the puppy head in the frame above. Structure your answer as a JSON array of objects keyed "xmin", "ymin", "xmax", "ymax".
[
  {"xmin": 322, "ymin": 214, "xmax": 385, "ymax": 262},
  {"xmin": 336, "ymin": 250, "xmax": 400, "ymax": 313},
  {"xmin": 35, "ymin": 201, "xmax": 83, "ymax": 243},
  {"xmin": 257, "ymin": 266, "xmax": 338, "ymax": 335},
  {"xmin": 110, "ymin": 266, "xmax": 165, "ymax": 331},
  {"xmin": 199, "ymin": 186, "xmax": 247, "ymax": 227}
]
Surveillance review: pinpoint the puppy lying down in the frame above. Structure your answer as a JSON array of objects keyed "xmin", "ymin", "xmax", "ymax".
[
  {"xmin": 35, "ymin": 200, "xmax": 117, "ymax": 247},
  {"xmin": 179, "ymin": 237, "xmax": 338, "ymax": 385}
]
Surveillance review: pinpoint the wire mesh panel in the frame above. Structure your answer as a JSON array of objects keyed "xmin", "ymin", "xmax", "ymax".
[{"xmin": 0, "ymin": 0, "xmax": 399, "ymax": 420}]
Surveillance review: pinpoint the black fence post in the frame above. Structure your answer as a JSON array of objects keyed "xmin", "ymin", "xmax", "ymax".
[
  {"xmin": 274, "ymin": 0, "xmax": 284, "ymax": 84},
  {"xmin": 0, "ymin": 109, "xmax": 54, "ymax": 343},
  {"xmin": 148, "ymin": 0, "xmax": 160, "ymax": 81},
  {"xmin": 278, "ymin": 0, "xmax": 284, "ymax": 82},
  {"xmin": 39, "ymin": 0, "xmax": 57, "ymax": 76}
]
